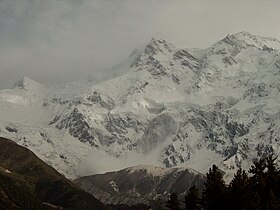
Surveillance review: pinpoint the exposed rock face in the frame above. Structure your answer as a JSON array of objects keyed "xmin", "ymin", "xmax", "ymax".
[
  {"xmin": 74, "ymin": 165, "xmax": 205, "ymax": 206},
  {"xmin": 1, "ymin": 32, "xmax": 280, "ymax": 179},
  {"xmin": 57, "ymin": 108, "xmax": 95, "ymax": 144}
]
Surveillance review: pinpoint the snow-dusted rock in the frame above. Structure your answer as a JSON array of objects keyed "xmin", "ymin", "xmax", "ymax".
[
  {"xmin": 1, "ymin": 32, "xmax": 280, "ymax": 179},
  {"xmin": 74, "ymin": 165, "xmax": 205, "ymax": 205}
]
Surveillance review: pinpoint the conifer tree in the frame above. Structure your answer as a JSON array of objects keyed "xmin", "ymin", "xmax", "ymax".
[
  {"xmin": 227, "ymin": 168, "xmax": 250, "ymax": 210},
  {"xmin": 166, "ymin": 192, "xmax": 181, "ymax": 210},
  {"xmin": 249, "ymin": 158, "xmax": 267, "ymax": 210},
  {"xmin": 185, "ymin": 186, "xmax": 200, "ymax": 210},
  {"xmin": 202, "ymin": 165, "xmax": 226, "ymax": 210},
  {"xmin": 248, "ymin": 156, "xmax": 280, "ymax": 210},
  {"xmin": 265, "ymin": 155, "xmax": 280, "ymax": 210},
  {"xmin": 265, "ymin": 155, "xmax": 279, "ymax": 194}
]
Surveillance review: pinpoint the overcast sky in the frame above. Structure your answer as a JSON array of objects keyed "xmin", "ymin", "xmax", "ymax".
[{"xmin": 0, "ymin": 0, "xmax": 279, "ymax": 89}]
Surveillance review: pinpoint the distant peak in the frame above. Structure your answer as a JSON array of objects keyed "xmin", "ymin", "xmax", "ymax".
[
  {"xmin": 223, "ymin": 31, "xmax": 257, "ymax": 42},
  {"xmin": 228, "ymin": 31, "xmax": 279, "ymax": 42},
  {"xmin": 232, "ymin": 31, "xmax": 253, "ymax": 37},
  {"xmin": 149, "ymin": 37, "xmax": 166, "ymax": 45},
  {"xmin": 19, "ymin": 76, "xmax": 35, "ymax": 82},
  {"xmin": 144, "ymin": 37, "xmax": 176, "ymax": 55},
  {"xmin": 229, "ymin": 31, "xmax": 262, "ymax": 42},
  {"xmin": 219, "ymin": 31, "xmax": 280, "ymax": 51},
  {"xmin": 148, "ymin": 37, "xmax": 174, "ymax": 47},
  {"xmin": 14, "ymin": 76, "xmax": 43, "ymax": 90}
]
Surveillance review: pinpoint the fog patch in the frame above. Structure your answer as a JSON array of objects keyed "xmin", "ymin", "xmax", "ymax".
[{"xmin": 76, "ymin": 148, "xmax": 164, "ymax": 176}]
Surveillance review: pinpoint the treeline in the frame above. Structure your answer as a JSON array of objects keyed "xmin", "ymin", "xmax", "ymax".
[{"xmin": 166, "ymin": 155, "xmax": 280, "ymax": 210}]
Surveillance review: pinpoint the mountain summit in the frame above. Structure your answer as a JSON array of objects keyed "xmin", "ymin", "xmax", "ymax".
[
  {"xmin": 0, "ymin": 32, "xmax": 280, "ymax": 179},
  {"xmin": 14, "ymin": 76, "xmax": 43, "ymax": 91},
  {"xmin": 229, "ymin": 31, "xmax": 280, "ymax": 49}
]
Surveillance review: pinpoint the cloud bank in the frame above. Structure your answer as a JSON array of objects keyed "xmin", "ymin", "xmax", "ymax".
[
  {"xmin": 76, "ymin": 146, "xmax": 165, "ymax": 176},
  {"xmin": 0, "ymin": 0, "xmax": 280, "ymax": 88}
]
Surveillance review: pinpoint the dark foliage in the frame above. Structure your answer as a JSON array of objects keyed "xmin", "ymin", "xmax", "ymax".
[
  {"xmin": 201, "ymin": 165, "xmax": 226, "ymax": 210},
  {"xmin": 107, "ymin": 203, "xmax": 150, "ymax": 210},
  {"xmin": 248, "ymin": 155, "xmax": 280, "ymax": 210},
  {"xmin": 184, "ymin": 186, "xmax": 200, "ymax": 210},
  {"xmin": 227, "ymin": 168, "xmax": 251, "ymax": 210},
  {"xmin": 166, "ymin": 192, "xmax": 181, "ymax": 210},
  {"xmin": 181, "ymin": 155, "xmax": 280, "ymax": 210}
]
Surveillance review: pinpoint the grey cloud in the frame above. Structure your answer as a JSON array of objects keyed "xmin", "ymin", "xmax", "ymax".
[{"xmin": 0, "ymin": 0, "xmax": 279, "ymax": 88}]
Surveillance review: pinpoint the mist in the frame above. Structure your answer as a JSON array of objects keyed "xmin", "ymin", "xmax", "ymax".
[
  {"xmin": 76, "ymin": 147, "xmax": 164, "ymax": 177},
  {"xmin": 1, "ymin": 0, "xmax": 280, "ymax": 89}
]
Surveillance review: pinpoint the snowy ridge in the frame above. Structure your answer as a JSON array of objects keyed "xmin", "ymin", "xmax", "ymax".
[
  {"xmin": 125, "ymin": 165, "xmax": 176, "ymax": 177},
  {"xmin": 0, "ymin": 32, "xmax": 280, "ymax": 179},
  {"xmin": 74, "ymin": 164, "xmax": 205, "ymax": 205}
]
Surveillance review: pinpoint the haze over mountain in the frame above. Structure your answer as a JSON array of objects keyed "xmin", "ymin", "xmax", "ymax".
[
  {"xmin": 0, "ymin": 32, "xmax": 280, "ymax": 178},
  {"xmin": 1, "ymin": 0, "xmax": 280, "ymax": 89},
  {"xmin": 1, "ymin": 32, "xmax": 280, "ymax": 182}
]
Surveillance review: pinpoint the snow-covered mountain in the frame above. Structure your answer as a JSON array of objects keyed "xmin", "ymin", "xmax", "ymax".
[
  {"xmin": 1, "ymin": 31, "xmax": 280, "ymax": 180},
  {"xmin": 74, "ymin": 165, "xmax": 205, "ymax": 205}
]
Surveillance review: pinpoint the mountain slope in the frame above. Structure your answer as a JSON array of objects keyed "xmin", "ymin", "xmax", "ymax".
[
  {"xmin": 74, "ymin": 165, "xmax": 205, "ymax": 206},
  {"xmin": 0, "ymin": 137, "xmax": 108, "ymax": 210},
  {"xmin": 0, "ymin": 166, "xmax": 47, "ymax": 210},
  {"xmin": 0, "ymin": 32, "xmax": 280, "ymax": 180}
]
